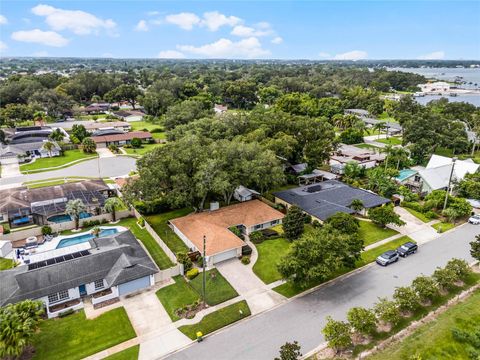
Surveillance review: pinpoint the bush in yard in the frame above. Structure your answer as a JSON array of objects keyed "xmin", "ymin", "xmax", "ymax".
[
  {"xmin": 350, "ymin": 199, "xmax": 364, "ymax": 213},
  {"xmin": 241, "ymin": 256, "xmax": 250, "ymax": 265},
  {"xmin": 249, "ymin": 231, "xmax": 264, "ymax": 244},
  {"xmin": 432, "ymin": 267, "xmax": 458, "ymax": 291},
  {"xmin": 402, "ymin": 201, "xmax": 425, "ymax": 213},
  {"xmin": 368, "ymin": 205, "xmax": 405, "ymax": 228},
  {"xmin": 347, "ymin": 307, "xmax": 377, "ymax": 336},
  {"xmin": 274, "ymin": 341, "xmax": 302, "ymax": 360},
  {"xmin": 303, "ymin": 213, "xmax": 312, "ymax": 224},
  {"xmin": 81, "ymin": 137, "xmax": 96, "ymax": 153},
  {"xmin": 444, "ymin": 258, "xmax": 471, "ymax": 280},
  {"xmin": 177, "ymin": 252, "xmax": 193, "ymax": 272},
  {"xmin": 393, "ymin": 286, "xmax": 420, "ymax": 314},
  {"xmin": 325, "ymin": 212, "xmax": 360, "ymax": 235},
  {"xmin": 470, "ymin": 234, "xmax": 480, "ymax": 262},
  {"xmin": 411, "ymin": 275, "xmax": 438, "ymax": 303},
  {"xmin": 322, "ymin": 316, "xmax": 352, "ymax": 352},
  {"xmin": 282, "ymin": 205, "xmax": 305, "ymax": 241},
  {"xmin": 130, "ymin": 137, "xmax": 142, "ymax": 148},
  {"xmin": 229, "ymin": 226, "xmax": 242, "ymax": 237},
  {"xmin": 374, "ymin": 297, "xmax": 401, "ymax": 328},
  {"xmin": 186, "ymin": 268, "xmax": 199, "ymax": 280},
  {"xmin": 41, "ymin": 225, "xmax": 52, "ymax": 236}
]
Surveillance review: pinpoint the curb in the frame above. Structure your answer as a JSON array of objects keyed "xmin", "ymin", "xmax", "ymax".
[{"xmin": 21, "ymin": 155, "xmax": 98, "ymax": 174}]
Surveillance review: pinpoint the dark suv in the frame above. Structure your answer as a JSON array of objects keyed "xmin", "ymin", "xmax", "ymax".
[
  {"xmin": 376, "ymin": 250, "xmax": 399, "ymax": 266},
  {"xmin": 396, "ymin": 242, "xmax": 418, "ymax": 257}
]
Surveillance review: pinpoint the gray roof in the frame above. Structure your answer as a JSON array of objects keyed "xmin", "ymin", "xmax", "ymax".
[
  {"xmin": 0, "ymin": 230, "xmax": 158, "ymax": 306},
  {"xmin": 0, "ymin": 141, "xmax": 60, "ymax": 158},
  {"xmin": 290, "ymin": 163, "xmax": 308, "ymax": 174},
  {"xmin": 274, "ymin": 180, "xmax": 390, "ymax": 221}
]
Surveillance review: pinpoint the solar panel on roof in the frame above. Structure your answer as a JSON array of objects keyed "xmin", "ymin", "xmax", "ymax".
[
  {"xmin": 307, "ymin": 185, "xmax": 322, "ymax": 193},
  {"xmin": 27, "ymin": 250, "xmax": 91, "ymax": 271}
]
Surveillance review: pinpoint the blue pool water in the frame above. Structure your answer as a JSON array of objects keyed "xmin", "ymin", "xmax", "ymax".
[
  {"xmin": 396, "ymin": 169, "xmax": 417, "ymax": 182},
  {"xmin": 47, "ymin": 212, "xmax": 92, "ymax": 223},
  {"xmin": 56, "ymin": 228, "xmax": 118, "ymax": 249}
]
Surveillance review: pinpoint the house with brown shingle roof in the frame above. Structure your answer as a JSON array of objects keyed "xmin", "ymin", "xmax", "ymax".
[
  {"xmin": 90, "ymin": 131, "xmax": 152, "ymax": 148},
  {"xmin": 170, "ymin": 200, "xmax": 284, "ymax": 265}
]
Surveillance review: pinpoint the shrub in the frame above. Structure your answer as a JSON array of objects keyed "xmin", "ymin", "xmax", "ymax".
[
  {"xmin": 82, "ymin": 219, "xmax": 101, "ymax": 228},
  {"xmin": 411, "ymin": 275, "xmax": 438, "ymax": 303},
  {"xmin": 282, "ymin": 205, "xmax": 305, "ymax": 241},
  {"xmin": 186, "ymin": 268, "xmax": 199, "ymax": 280},
  {"xmin": 275, "ymin": 341, "xmax": 302, "ymax": 360},
  {"xmin": 303, "ymin": 214, "xmax": 312, "ymax": 224},
  {"xmin": 425, "ymin": 210, "xmax": 438, "ymax": 219},
  {"xmin": 2, "ymin": 228, "xmax": 10, "ymax": 234},
  {"xmin": 249, "ymin": 231, "xmax": 264, "ymax": 244},
  {"xmin": 41, "ymin": 225, "xmax": 53, "ymax": 236},
  {"xmin": 229, "ymin": 226, "xmax": 242, "ymax": 237},
  {"xmin": 347, "ymin": 307, "xmax": 377, "ymax": 336},
  {"xmin": 137, "ymin": 217, "xmax": 145, "ymax": 227},
  {"xmin": 374, "ymin": 297, "xmax": 401, "ymax": 327},
  {"xmin": 322, "ymin": 316, "xmax": 352, "ymax": 351},
  {"xmin": 402, "ymin": 201, "xmax": 425, "ymax": 213},
  {"xmin": 241, "ymin": 256, "xmax": 251, "ymax": 265},
  {"xmin": 177, "ymin": 252, "xmax": 193, "ymax": 272},
  {"xmin": 445, "ymin": 258, "xmax": 471, "ymax": 280},
  {"xmin": 130, "ymin": 137, "xmax": 142, "ymax": 148},
  {"xmin": 393, "ymin": 286, "xmax": 420, "ymax": 313},
  {"xmin": 58, "ymin": 308, "xmax": 75, "ymax": 318},
  {"xmin": 196, "ymin": 256, "xmax": 203, "ymax": 267},
  {"xmin": 433, "ymin": 267, "xmax": 458, "ymax": 291}
]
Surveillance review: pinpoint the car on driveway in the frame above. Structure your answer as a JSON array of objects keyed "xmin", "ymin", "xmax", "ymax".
[
  {"xmin": 396, "ymin": 242, "xmax": 418, "ymax": 257},
  {"xmin": 376, "ymin": 250, "xmax": 399, "ymax": 266},
  {"xmin": 468, "ymin": 214, "xmax": 480, "ymax": 224}
]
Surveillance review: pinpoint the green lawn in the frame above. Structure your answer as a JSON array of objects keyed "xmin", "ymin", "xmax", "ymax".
[
  {"xmin": 432, "ymin": 221, "xmax": 456, "ymax": 233},
  {"xmin": 358, "ymin": 220, "xmax": 398, "ymax": 246},
  {"xmin": 130, "ymin": 121, "xmax": 164, "ymax": 132},
  {"xmin": 0, "ymin": 257, "xmax": 15, "ymax": 270},
  {"xmin": 156, "ymin": 276, "xmax": 200, "ymax": 321},
  {"xmin": 104, "ymin": 345, "xmax": 139, "ymax": 360},
  {"xmin": 124, "ymin": 143, "xmax": 164, "ymax": 156},
  {"xmin": 274, "ymin": 236, "xmax": 415, "ymax": 298},
  {"xmin": 178, "ymin": 301, "xmax": 251, "ymax": 340},
  {"xmin": 146, "ymin": 208, "xmax": 192, "ymax": 255},
  {"xmin": 20, "ymin": 149, "xmax": 97, "ymax": 173},
  {"xmin": 367, "ymin": 289, "xmax": 480, "ymax": 360},
  {"xmin": 189, "ymin": 269, "xmax": 238, "ymax": 306},
  {"xmin": 375, "ymin": 137, "xmax": 403, "ymax": 146},
  {"xmin": 32, "ymin": 308, "xmax": 136, "ymax": 360},
  {"xmin": 403, "ymin": 207, "xmax": 430, "ymax": 223},
  {"xmin": 253, "ymin": 237, "xmax": 291, "ymax": 284},
  {"xmin": 356, "ymin": 143, "xmax": 382, "ymax": 150}
]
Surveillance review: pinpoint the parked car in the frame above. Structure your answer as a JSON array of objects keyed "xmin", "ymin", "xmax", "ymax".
[
  {"xmin": 376, "ymin": 250, "xmax": 399, "ymax": 266},
  {"xmin": 396, "ymin": 242, "xmax": 418, "ymax": 257},
  {"xmin": 468, "ymin": 214, "xmax": 480, "ymax": 224}
]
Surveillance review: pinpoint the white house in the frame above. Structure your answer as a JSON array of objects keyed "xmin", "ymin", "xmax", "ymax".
[{"xmin": 419, "ymin": 82, "xmax": 451, "ymax": 93}]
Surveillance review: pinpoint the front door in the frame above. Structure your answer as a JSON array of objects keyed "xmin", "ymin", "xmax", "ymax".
[{"xmin": 79, "ymin": 284, "xmax": 87, "ymax": 296}]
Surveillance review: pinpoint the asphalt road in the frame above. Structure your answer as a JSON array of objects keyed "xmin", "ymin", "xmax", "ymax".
[
  {"xmin": 0, "ymin": 156, "xmax": 136, "ymax": 186},
  {"xmin": 167, "ymin": 223, "xmax": 479, "ymax": 360}
]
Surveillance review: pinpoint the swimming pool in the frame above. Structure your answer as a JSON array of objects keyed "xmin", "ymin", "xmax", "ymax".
[
  {"xmin": 396, "ymin": 169, "xmax": 417, "ymax": 182},
  {"xmin": 56, "ymin": 228, "xmax": 118, "ymax": 248},
  {"xmin": 47, "ymin": 212, "xmax": 93, "ymax": 223}
]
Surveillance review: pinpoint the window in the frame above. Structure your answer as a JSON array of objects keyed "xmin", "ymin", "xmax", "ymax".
[
  {"xmin": 270, "ymin": 220, "xmax": 279, "ymax": 226},
  {"xmin": 47, "ymin": 290, "xmax": 69, "ymax": 304},
  {"xmin": 94, "ymin": 279, "xmax": 104, "ymax": 290},
  {"xmin": 254, "ymin": 224, "xmax": 262, "ymax": 230}
]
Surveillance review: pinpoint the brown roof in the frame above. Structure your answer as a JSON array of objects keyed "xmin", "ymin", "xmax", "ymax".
[
  {"xmin": 114, "ymin": 175, "xmax": 138, "ymax": 189},
  {"xmin": 170, "ymin": 200, "xmax": 284, "ymax": 256},
  {"xmin": 91, "ymin": 131, "xmax": 152, "ymax": 144}
]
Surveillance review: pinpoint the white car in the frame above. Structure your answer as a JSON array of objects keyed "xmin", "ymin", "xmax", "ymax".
[{"xmin": 468, "ymin": 214, "xmax": 480, "ymax": 225}]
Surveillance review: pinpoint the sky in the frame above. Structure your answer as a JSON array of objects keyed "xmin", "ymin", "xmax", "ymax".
[{"xmin": 0, "ymin": 1, "xmax": 479, "ymax": 60}]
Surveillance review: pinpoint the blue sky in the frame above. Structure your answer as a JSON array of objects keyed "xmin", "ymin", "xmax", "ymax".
[{"xmin": 0, "ymin": 1, "xmax": 479, "ymax": 59}]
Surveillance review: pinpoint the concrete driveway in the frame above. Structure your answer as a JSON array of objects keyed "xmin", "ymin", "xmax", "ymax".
[
  {"xmin": 392, "ymin": 206, "xmax": 438, "ymax": 244},
  {"xmin": 96, "ymin": 147, "xmax": 115, "ymax": 158},
  {"xmin": 0, "ymin": 158, "xmax": 21, "ymax": 177}
]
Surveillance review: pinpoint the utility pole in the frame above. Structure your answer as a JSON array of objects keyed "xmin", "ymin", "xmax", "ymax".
[
  {"xmin": 202, "ymin": 235, "xmax": 206, "ymax": 307},
  {"xmin": 443, "ymin": 157, "xmax": 457, "ymax": 211}
]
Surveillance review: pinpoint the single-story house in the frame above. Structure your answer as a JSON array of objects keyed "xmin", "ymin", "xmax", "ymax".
[
  {"xmin": 274, "ymin": 180, "xmax": 390, "ymax": 222},
  {"xmin": 287, "ymin": 163, "xmax": 308, "ymax": 175},
  {"xmin": 170, "ymin": 200, "xmax": 284, "ymax": 266},
  {"xmin": 113, "ymin": 110, "xmax": 145, "ymax": 122},
  {"xmin": 415, "ymin": 155, "xmax": 480, "ymax": 194},
  {"xmin": 0, "ymin": 230, "xmax": 158, "ymax": 318},
  {"xmin": 53, "ymin": 121, "xmax": 131, "ymax": 133},
  {"xmin": 82, "ymin": 103, "xmax": 111, "ymax": 114},
  {"xmin": 91, "ymin": 131, "xmax": 153, "ymax": 148},
  {"xmin": 0, "ymin": 140, "xmax": 61, "ymax": 162},
  {"xmin": 0, "ymin": 180, "xmax": 114, "ymax": 228},
  {"xmin": 234, "ymin": 186, "xmax": 260, "ymax": 202},
  {"xmin": 330, "ymin": 144, "xmax": 386, "ymax": 174}
]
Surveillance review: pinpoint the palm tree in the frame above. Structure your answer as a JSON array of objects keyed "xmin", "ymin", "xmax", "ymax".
[
  {"xmin": 66, "ymin": 199, "xmax": 86, "ymax": 229},
  {"xmin": 350, "ymin": 199, "xmax": 364, "ymax": 213},
  {"xmin": 81, "ymin": 137, "xmax": 97, "ymax": 154},
  {"xmin": 104, "ymin": 197, "xmax": 122, "ymax": 222},
  {"xmin": 33, "ymin": 111, "xmax": 45, "ymax": 125},
  {"xmin": 42, "ymin": 141, "xmax": 55, "ymax": 158},
  {"xmin": 91, "ymin": 226, "xmax": 101, "ymax": 238},
  {"xmin": 383, "ymin": 144, "xmax": 394, "ymax": 169},
  {"xmin": 373, "ymin": 122, "xmax": 386, "ymax": 139}
]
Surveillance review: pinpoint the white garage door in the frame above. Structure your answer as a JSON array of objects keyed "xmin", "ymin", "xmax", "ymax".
[
  {"xmin": 212, "ymin": 249, "xmax": 238, "ymax": 264},
  {"xmin": 118, "ymin": 276, "xmax": 150, "ymax": 296}
]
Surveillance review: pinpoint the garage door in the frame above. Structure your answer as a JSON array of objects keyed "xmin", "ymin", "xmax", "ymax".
[
  {"xmin": 118, "ymin": 276, "xmax": 151, "ymax": 296},
  {"xmin": 212, "ymin": 249, "xmax": 238, "ymax": 264}
]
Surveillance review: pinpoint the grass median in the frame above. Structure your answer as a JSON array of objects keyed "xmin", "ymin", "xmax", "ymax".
[{"xmin": 104, "ymin": 345, "xmax": 139, "ymax": 360}]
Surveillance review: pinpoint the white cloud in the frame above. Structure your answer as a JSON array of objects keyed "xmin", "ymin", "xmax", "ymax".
[
  {"xmin": 32, "ymin": 50, "xmax": 49, "ymax": 57},
  {"xmin": 135, "ymin": 20, "xmax": 149, "ymax": 32},
  {"xmin": 177, "ymin": 37, "xmax": 269, "ymax": 59},
  {"xmin": 0, "ymin": 14, "xmax": 7, "ymax": 25},
  {"xmin": 200, "ymin": 11, "xmax": 241, "ymax": 31},
  {"xmin": 231, "ymin": 24, "xmax": 273, "ymax": 37},
  {"xmin": 0, "ymin": 41, "xmax": 7, "ymax": 52},
  {"xmin": 31, "ymin": 4, "xmax": 117, "ymax": 36},
  {"xmin": 333, "ymin": 50, "xmax": 368, "ymax": 60},
  {"xmin": 147, "ymin": 11, "xmax": 160, "ymax": 16},
  {"xmin": 165, "ymin": 12, "xmax": 200, "ymax": 30},
  {"xmin": 271, "ymin": 36, "xmax": 283, "ymax": 44},
  {"xmin": 11, "ymin": 29, "xmax": 69, "ymax": 47},
  {"xmin": 158, "ymin": 50, "xmax": 186, "ymax": 59},
  {"xmin": 101, "ymin": 53, "xmax": 115, "ymax": 58},
  {"xmin": 418, "ymin": 51, "xmax": 445, "ymax": 60},
  {"xmin": 318, "ymin": 52, "xmax": 331, "ymax": 58}
]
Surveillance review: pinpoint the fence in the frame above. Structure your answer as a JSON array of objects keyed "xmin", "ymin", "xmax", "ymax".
[{"xmin": 154, "ymin": 264, "xmax": 183, "ymax": 283}]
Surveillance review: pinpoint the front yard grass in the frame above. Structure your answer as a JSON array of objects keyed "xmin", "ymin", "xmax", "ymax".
[
  {"xmin": 0, "ymin": 257, "xmax": 15, "ymax": 270},
  {"xmin": 31, "ymin": 308, "xmax": 136, "ymax": 360},
  {"xmin": 274, "ymin": 236, "xmax": 415, "ymax": 298},
  {"xmin": 123, "ymin": 143, "xmax": 164, "ymax": 156},
  {"xmin": 403, "ymin": 207, "xmax": 431, "ymax": 223},
  {"xmin": 367, "ymin": 288, "xmax": 480, "ymax": 360},
  {"xmin": 146, "ymin": 208, "xmax": 192, "ymax": 255},
  {"xmin": 104, "ymin": 345, "xmax": 139, "ymax": 360},
  {"xmin": 156, "ymin": 276, "xmax": 200, "ymax": 321},
  {"xmin": 432, "ymin": 221, "xmax": 456, "ymax": 233},
  {"xmin": 189, "ymin": 269, "xmax": 238, "ymax": 306},
  {"xmin": 358, "ymin": 220, "xmax": 398, "ymax": 246},
  {"xmin": 253, "ymin": 237, "xmax": 291, "ymax": 284},
  {"xmin": 178, "ymin": 300, "xmax": 251, "ymax": 340},
  {"xmin": 20, "ymin": 149, "xmax": 97, "ymax": 173},
  {"xmin": 376, "ymin": 137, "xmax": 403, "ymax": 146}
]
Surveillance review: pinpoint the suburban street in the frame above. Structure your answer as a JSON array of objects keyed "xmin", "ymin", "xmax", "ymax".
[
  {"xmin": 0, "ymin": 156, "xmax": 136, "ymax": 187},
  {"xmin": 167, "ymin": 223, "xmax": 478, "ymax": 360}
]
